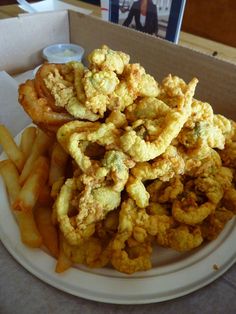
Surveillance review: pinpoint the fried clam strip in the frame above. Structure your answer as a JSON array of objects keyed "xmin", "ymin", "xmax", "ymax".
[
  {"xmin": 181, "ymin": 146, "xmax": 222, "ymax": 178},
  {"xmin": 177, "ymin": 103, "xmax": 234, "ymax": 155},
  {"xmin": 223, "ymin": 187, "xmax": 236, "ymax": 214},
  {"xmin": 110, "ymin": 199, "xmax": 154, "ymax": 274},
  {"xmin": 220, "ymin": 141, "xmax": 236, "ymax": 167},
  {"xmin": 87, "ymin": 44, "xmax": 130, "ymax": 74},
  {"xmin": 114, "ymin": 199, "xmax": 178, "ymax": 273},
  {"xmin": 18, "ymin": 80, "xmax": 74, "ymax": 130},
  {"xmin": 82, "ymin": 69, "xmax": 119, "ymax": 116},
  {"xmin": 57, "ymin": 120, "xmax": 100, "ymax": 153},
  {"xmin": 56, "ymin": 178, "xmax": 95, "ymax": 246},
  {"xmin": 42, "ymin": 63, "xmax": 99, "ymax": 121},
  {"xmin": 35, "ymin": 63, "xmax": 70, "ymax": 111},
  {"xmin": 172, "ymin": 167, "xmax": 233, "ymax": 225},
  {"xmin": 157, "ymin": 225, "xmax": 203, "ymax": 252},
  {"xmin": 123, "ymin": 63, "xmax": 160, "ymax": 98},
  {"xmin": 172, "ymin": 193, "xmax": 216, "ymax": 226},
  {"xmin": 110, "ymin": 198, "xmax": 203, "ymax": 273},
  {"xmin": 120, "ymin": 77, "xmax": 198, "ymax": 162},
  {"xmin": 56, "ymin": 150, "xmax": 133, "ymax": 246},
  {"xmin": 56, "ymin": 176, "xmax": 120, "ymax": 246},
  {"xmin": 200, "ymin": 206, "xmax": 235, "ymax": 241},
  {"xmin": 83, "ymin": 46, "xmax": 134, "ymax": 114},
  {"xmin": 147, "ymin": 176, "xmax": 184, "ymax": 204},
  {"xmin": 66, "ymin": 122, "xmax": 121, "ymax": 173},
  {"xmin": 61, "ymin": 234, "xmax": 112, "ymax": 269},
  {"xmin": 126, "ymin": 145, "xmax": 185, "ymax": 208},
  {"xmin": 109, "ymin": 62, "xmax": 161, "ymax": 112},
  {"xmin": 125, "ymin": 97, "xmax": 171, "ymax": 122}
]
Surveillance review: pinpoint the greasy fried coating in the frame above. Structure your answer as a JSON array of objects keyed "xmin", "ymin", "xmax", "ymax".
[
  {"xmin": 131, "ymin": 145, "xmax": 185, "ymax": 182},
  {"xmin": 56, "ymin": 178, "xmax": 95, "ymax": 245},
  {"xmin": 111, "ymin": 236, "xmax": 152, "ymax": 274},
  {"xmin": 87, "ymin": 44, "xmax": 130, "ymax": 74},
  {"xmin": 220, "ymin": 142, "xmax": 236, "ymax": 167},
  {"xmin": 18, "ymin": 80, "xmax": 74, "ymax": 130},
  {"xmin": 57, "ymin": 120, "xmax": 100, "ymax": 152},
  {"xmin": 165, "ymin": 225, "xmax": 203, "ymax": 252},
  {"xmin": 83, "ymin": 70, "xmax": 119, "ymax": 98},
  {"xmin": 172, "ymin": 196, "xmax": 216, "ymax": 225},
  {"xmin": 126, "ymin": 175, "xmax": 150, "ymax": 208},
  {"xmin": 171, "ymin": 167, "xmax": 232, "ymax": 226},
  {"xmin": 108, "ymin": 81, "xmax": 135, "ymax": 111},
  {"xmin": 44, "ymin": 65, "xmax": 99, "ymax": 121},
  {"xmin": 123, "ymin": 63, "xmax": 159, "ymax": 98},
  {"xmin": 126, "ymin": 146, "xmax": 185, "ymax": 207},
  {"xmin": 125, "ymin": 97, "xmax": 170, "ymax": 122},
  {"xmin": 147, "ymin": 176, "xmax": 184, "ymax": 204},
  {"xmin": 120, "ymin": 78, "xmax": 198, "ymax": 162},
  {"xmin": 200, "ymin": 207, "xmax": 234, "ymax": 240},
  {"xmin": 56, "ymin": 147, "xmax": 133, "ymax": 246},
  {"xmin": 223, "ymin": 188, "xmax": 236, "ymax": 214}
]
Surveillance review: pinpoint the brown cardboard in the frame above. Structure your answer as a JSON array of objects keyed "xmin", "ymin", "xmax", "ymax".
[
  {"xmin": 0, "ymin": 11, "xmax": 70, "ymax": 75},
  {"xmin": 0, "ymin": 10, "xmax": 235, "ymax": 119}
]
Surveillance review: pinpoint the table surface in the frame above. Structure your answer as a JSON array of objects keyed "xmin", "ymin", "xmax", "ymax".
[{"xmin": 0, "ymin": 1, "xmax": 236, "ymax": 314}]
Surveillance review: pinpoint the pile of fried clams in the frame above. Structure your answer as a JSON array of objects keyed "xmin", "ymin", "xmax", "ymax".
[{"xmin": 18, "ymin": 45, "xmax": 236, "ymax": 274}]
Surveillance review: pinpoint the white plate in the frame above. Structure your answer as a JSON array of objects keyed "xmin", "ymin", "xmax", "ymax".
[{"xmin": 0, "ymin": 128, "xmax": 236, "ymax": 304}]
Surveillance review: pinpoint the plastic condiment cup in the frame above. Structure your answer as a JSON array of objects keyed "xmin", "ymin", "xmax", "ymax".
[{"xmin": 42, "ymin": 43, "xmax": 85, "ymax": 63}]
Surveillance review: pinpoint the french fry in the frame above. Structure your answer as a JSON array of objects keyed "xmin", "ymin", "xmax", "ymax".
[
  {"xmin": 19, "ymin": 129, "xmax": 53, "ymax": 185},
  {"xmin": 34, "ymin": 206, "xmax": 59, "ymax": 258},
  {"xmin": 55, "ymin": 232, "xmax": 72, "ymax": 273},
  {"xmin": 19, "ymin": 126, "xmax": 37, "ymax": 160},
  {"xmin": 13, "ymin": 156, "xmax": 49, "ymax": 212},
  {"xmin": 0, "ymin": 124, "xmax": 25, "ymax": 171},
  {"xmin": 0, "ymin": 159, "xmax": 42, "ymax": 248},
  {"xmin": 14, "ymin": 210, "xmax": 42, "ymax": 248},
  {"xmin": 49, "ymin": 142, "xmax": 68, "ymax": 186},
  {"xmin": 51, "ymin": 177, "xmax": 65, "ymax": 225},
  {"xmin": 0, "ymin": 159, "xmax": 20, "ymax": 205},
  {"xmin": 38, "ymin": 184, "xmax": 53, "ymax": 206},
  {"xmin": 51, "ymin": 177, "xmax": 65, "ymax": 200}
]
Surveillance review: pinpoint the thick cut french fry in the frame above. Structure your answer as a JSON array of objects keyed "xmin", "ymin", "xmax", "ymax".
[
  {"xmin": 13, "ymin": 156, "xmax": 49, "ymax": 212},
  {"xmin": 51, "ymin": 177, "xmax": 65, "ymax": 200},
  {"xmin": 49, "ymin": 142, "xmax": 68, "ymax": 186},
  {"xmin": 55, "ymin": 232, "xmax": 72, "ymax": 273},
  {"xmin": 14, "ymin": 210, "xmax": 42, "ymax": 248},
  {"xmin": 0, "ymin": 159, "xmax": 20, "ymax": 205},
  {"xmin": 0, "ymin": 159, "xmax": 42, "ymax": 248},
  {"xmin": 38, "ymin": 184, "xmax": 53, "ymax": 206},
  {"xmin": 19, "ymin": 126, "xmax": 37, "ymax": 160},
  {"xmin": 34, "ymin": 206, "xmax": 59, "ymax": 258},
  {"xmin": 0, "ymin": 124, "xmax": 25, "ymax": 171},
  {"xmin": 51, "ymin": 178, "xmax": 65, "ymax": 225},
  {"xmin": 19, "ymin": 129, "xmax": 53, "ymax": 184}
]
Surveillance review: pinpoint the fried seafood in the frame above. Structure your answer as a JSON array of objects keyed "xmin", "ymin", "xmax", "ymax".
[
  {"xmin": 120, "ymin": 77, "xmax": 198, "ymax": 162},
  {"xmin": 163, "ymin": 225, "xmax": 203, "ymax": 252},
  {"xmin": 200, "ymin": 206, "xmax": 234, "ymax": 241},
  {"xmin": 8, "ymin": 45, "xmax": 236, "ymax": 274},
  {"xmin": 18, "ymin": 80, "xmax": 74, "ymax": 131},
  {"xmin": 87, "ymin": 45, "xmax": 130, "ymax": 74},
  {"xmin": 55, "ymin": 147, "xmax": 134, "ymax": 245}
]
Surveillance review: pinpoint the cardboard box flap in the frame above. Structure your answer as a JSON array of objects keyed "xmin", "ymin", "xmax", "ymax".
[
  {"xmin": 0, "ymin": 10, "xmax": 70, "ymax": 74},
  {"xmin": 0, "ymin": 10, "xmax": 235, "ymax": 119},
  {"xmin": 69, "ymin": 11, "xmax": 236, "ymax": 118}
]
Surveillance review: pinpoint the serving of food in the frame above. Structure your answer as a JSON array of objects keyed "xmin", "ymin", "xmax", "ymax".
[{"xmin": 0, "ymin": 45, "xmax": 236, "ymax": 279}]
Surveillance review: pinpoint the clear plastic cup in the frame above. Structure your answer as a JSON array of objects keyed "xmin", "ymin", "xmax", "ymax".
[{"xmin": 42, "ymin": 43, "xmax": 85, "ymax": 63}]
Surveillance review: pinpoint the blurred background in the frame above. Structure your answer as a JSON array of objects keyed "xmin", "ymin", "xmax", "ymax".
[{"xmin": 1, "ymin": 0, "xmax": 235, "ymax": 47}]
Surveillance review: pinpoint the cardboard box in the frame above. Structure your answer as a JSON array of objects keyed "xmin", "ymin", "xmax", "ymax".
[{"xmin": 0, "ymin": 10, "xmax": 235, "ymax": 119}]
